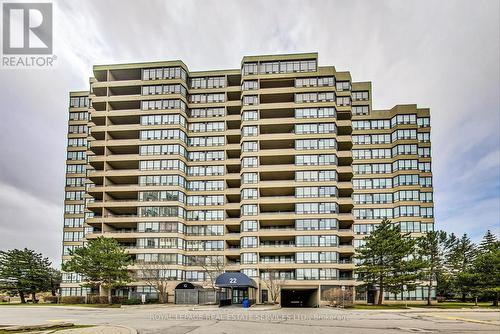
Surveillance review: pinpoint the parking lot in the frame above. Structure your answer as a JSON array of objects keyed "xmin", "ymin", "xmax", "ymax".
[{"xmin": 0, "ymin": 305, "xmax": 499, "ymax": 333}]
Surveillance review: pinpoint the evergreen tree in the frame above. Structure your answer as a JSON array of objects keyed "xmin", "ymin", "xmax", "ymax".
[
  {"xmin": 479, "ymin": 230, "xmax": 498, "ymax": 252},
  {"xmin": 0, "ymin": 249, "xmax": 52, "ymax": 303},
  {"xmin": 356, "ymin": 219, "xmax": 424, "ymax": 305},
  {"xmin": 417, "ymin": 230, "xmax": 448, "ymax": 305},
  {"xmin": 471, "ymin": 241, "xmax": 500, "ymax": 306},
  {"xmin": 447, "ymin": 234, "xmax": 477, "ymax": 301},
  {"xmin": 63, "ymin": 237, "xmax": 131, "ymax": 304}
]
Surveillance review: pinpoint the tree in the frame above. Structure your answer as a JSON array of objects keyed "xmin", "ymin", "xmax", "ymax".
[
  {"xmin": 417, "ymin": 230, "xmax": 448, "ymax": 305},
  {"xmin": 46, "ymin": 268, "xmax": 62, "ymax": 297},
  {"xmin": 135, "ymin": 262, "xmax": 169, "ymax": 303},
  {"xmin": 468, "ymin": 241, "xmax": 500, "ymax": 306},
  {"xmin": 0, "ymin": 249, "xmax": 53, "ymax": 303},
  {"xmin": 323, "ymin": 286, "xmax": 353, "ymax": 307},
  {"xmin": 194, "ymin": 256, "xmax": 226, "ymax": 290},
  {"xmin": 262, "ymin": 270, "xmax": 286, "ymax": 304},
  {"xmin": 447, "ymin": 234, "xmax": 477, "ymax": 301},
  {"xmin": 479, "ymin": 230, "xmax": 498, "ymax": 252},
  {"xmin": 355, "ymin": 219, "xmax": 424, "ymax": 305},
  {"xmin": 63, "ymin": 237, "xmax": 131, "ymax": 304}
]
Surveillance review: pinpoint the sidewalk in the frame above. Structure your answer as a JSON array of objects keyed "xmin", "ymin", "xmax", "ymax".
[{"xmin": 58, "ymin": 325, "xmax": 136, "ymax": 334}]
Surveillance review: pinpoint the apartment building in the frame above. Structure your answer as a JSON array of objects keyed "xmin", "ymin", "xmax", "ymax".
[{"xmin": 61, "ymin": 53, "xmax": 434, "ymax": 305}]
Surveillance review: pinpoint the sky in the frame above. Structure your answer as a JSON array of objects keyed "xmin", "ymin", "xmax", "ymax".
[{"xmin": 0, "ymin": 0, "xmax": 499, "ymax": 267}]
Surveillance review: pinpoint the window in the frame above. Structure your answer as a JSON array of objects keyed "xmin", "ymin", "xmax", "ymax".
[
  {"xmin": 190, "ymin": 108, "xmax": 225, "ymax": 118},
  {"xmin": 242, "ymin": 157, "xmax": 258, "ymax": 168},
  {"xmin": 296, "ymin": 92, "xmax": 335, "ymax": 103},
  {"xmin": 336, "ymin": 81, "xmax": 351, "ymax": 91},
  {"xmin": 69, "ymin": 96, "xmax": 89, "ymax": 108},
  {"xmin": 64, "ymin": 218, "xmax": 84, "ymax": 227},
  {"xmin": 295, "ymin": 138, "xmax": 336, "ymax": 150},
  {"xmin": 296, "ymin": 186, "xmax": 337, "ymax": 198},
  {"xmin": 352, "ymin": 105, "xmax": 369, "ymax": 115},
  {"xmin": 241, "ymin": 204, "xmax": 258, "ymax": 216},
  {"xmin": 189, "ymin": 93, "xmax": 225, "ymax": 104},
  {"xmin": 189, "ymin": 122, "xmax": 225, "ymax": 132},
  {"xmin": 190, "ymin": 76, "xmax": 225, "ymax": 89},
  {"xmin": 352, "ymin": 91, "xmax": 369, "ymax": 101},
  {"xmin": 241, "ymin": 172, "xmax": 258, "ymax": 184},
  {"xmin": 142, "ymin": 84, "xmax": 186, "ymax": 96},
  {"xmin": 295, "ymin": 123, "xmax": 336, "ymax": 134},
  {"xmin": 295, "ymin": 154, "xmax": 337, "ymax": 166},
  {"xmin": 295, "ymin": 170, "xmax": 337, "ymax": 182},
  {"xmin": 242, "ymin": 126, "xmax": 258, "ymax": 137},
  {"xmin": 259, "ymin": 60, "xmax": 316, "ymax": 74},
  {"xmin": 418, "ymin": 132, "xmax": 431, "ymax": 143},
  {"xmin": 241, "ymin": 253, "xmax": 257, "ymax": 264},
  {"xmin": 336, "ymin": 96, "xmax": 350, "ymax": 106},
  {"xmin": 295, "ymin": 107, "xmax": 336, "ymax": 119},
  {"xmin": 142, "ymin": 67, "xmax": 187, "ymax": 81},
  {"xmin": 140, "ymin": 114, "xmax": 187, "ymax": 127},
  {"xmin": 243, "ymin": 95, "xmax": 258, "ymax": 105},
  {"xmin": 242, "ymin": 141, "xmax": 258, "ymax": 152},
  {"xmin": 241, "ymin": 220, "xmax": 258, "ymax": 232},
  {"xmin": 69, "ymin": 111, "xmax": 88, "ymax": 120},
  {"xmin": 64, "ymin": 231, "xmax": 84, "ymax": 241},
  {"xmin": 417, "ymin": 117, "xmax": 430, "ymax": 128},
  {"xmin": 242, "ymin": 110, "xmax": 258, "ymax": 121},
  {"xmin": 241, "ymin": 236, "xmax": 257, "ymax": 248},
  {"xmin": 242, "ymin": 81, "xmax": 258, "ymax": 90},
  {"xmin": 141, "ymin": 99, "xmax": 186, "ymax": 111},
  {"xmin": 186, "ymin": 210, "xmax": 224, "ymax": 221},
  {"xmin": 296, "ymin": 219, "xmax": 337, "ymax": 230},
  {"xmin": 187, "ymin": 180, "xmax": 224, "ymax": 191},
  {"xmin": 391, "ymin": 114, "xmax": 417, "ymax": 126},
  {"xmin": 296, "ymin": 268, "xmax": 319, "ymax": 280},
  {"xmin": 242, "ymin": 63, "xmax": 258, "ymax": 75},
  {"xmin": 66, "ymin": 164, "xmax": 85, "ymax": 174}
]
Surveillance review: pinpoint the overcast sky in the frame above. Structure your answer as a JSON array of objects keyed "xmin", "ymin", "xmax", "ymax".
[{"xmin": 0, "ymin": 0, "xmax": 499, "ymax": 267}]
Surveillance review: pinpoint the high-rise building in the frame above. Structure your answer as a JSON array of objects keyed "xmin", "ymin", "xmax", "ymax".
[{"xmin": 61, "ymin": 53, "xmax": 434, "ymax": 305}]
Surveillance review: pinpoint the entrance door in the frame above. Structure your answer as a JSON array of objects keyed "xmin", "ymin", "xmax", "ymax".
[
  {"xmin": 261, "ymin": 289, "xmax": 268, "ymax": 303},
  {"xmin": 232, "ymin": 289, "xmax": 247, "ymax": 304},
  {"xmin": 367, "ymin": 290, "xmax": 375, "ymax": 304}
]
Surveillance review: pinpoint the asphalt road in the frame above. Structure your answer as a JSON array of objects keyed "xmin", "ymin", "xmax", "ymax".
[{"xmin": 0, "ymin": 305, "xmax": 499, "ymax": 334}]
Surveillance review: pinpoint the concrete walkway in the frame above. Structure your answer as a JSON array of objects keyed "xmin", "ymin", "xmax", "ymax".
[{"xmin": 58, "ymin": 325, "xmax": 136, "ymax": 334}]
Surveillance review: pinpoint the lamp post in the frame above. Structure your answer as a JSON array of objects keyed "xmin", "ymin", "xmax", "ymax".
[{"xmin": 403, "ymin": 285, "xmax": 407, "ymax": 309}]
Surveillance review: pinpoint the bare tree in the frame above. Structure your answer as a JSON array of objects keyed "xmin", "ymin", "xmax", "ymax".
[
  {"xmin": 263, "ymin": 270, "xmax": 286, "ymax": 304},
  {"xmin": 323, "ymin": 287, "xmax": 353, "ymax": 307},
  {"xmin": 135, "ymin": 263, "xmax": 170, "ymax": 303},
  {"xmin": 194, "ymin": 255, "xmax": 226, "ymax": 289}
]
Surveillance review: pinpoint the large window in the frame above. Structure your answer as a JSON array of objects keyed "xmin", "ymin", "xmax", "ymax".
[
  {"xmin": 190, "ymin": 76, "xmax": 225, "ymax": 89},
  {"xmin": 142, "ymin": 67, "xmax": 187, "ymax": 81}
]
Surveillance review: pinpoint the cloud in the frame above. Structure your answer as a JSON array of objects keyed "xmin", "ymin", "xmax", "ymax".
[{"xmin": 0, "ymin": 0, "xmax": 499, "ymax": 266}]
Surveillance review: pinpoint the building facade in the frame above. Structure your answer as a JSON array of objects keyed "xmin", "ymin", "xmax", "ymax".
[{"xmin": 61, "ymin": 53, "xmax": 434, "ymax": 305}]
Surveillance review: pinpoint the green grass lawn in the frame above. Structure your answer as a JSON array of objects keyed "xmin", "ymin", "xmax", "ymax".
[
  {"xmin": 0, "ymin": 325, "xmax": 94, "ymax": 333},
  {"xmin": 412, "ymin": 302, "xmax": 499, "ymax": 309},
  {"xmin": 0, "ymin": 302, "xmax": 121, "ymax": 308},
  {"xmin": 351, "ymin": 302, "xmax": 499, "ymax": 309}
]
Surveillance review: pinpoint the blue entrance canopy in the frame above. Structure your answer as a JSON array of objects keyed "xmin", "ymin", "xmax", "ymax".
[{"xmin": 215, "ymin": 272, "xmax": 257, "ymax": 288}]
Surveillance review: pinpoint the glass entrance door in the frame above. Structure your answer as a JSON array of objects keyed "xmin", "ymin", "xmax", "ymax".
[{"xmin": 232, "ymin": 289, "xmax": 248, "ymax": 304}]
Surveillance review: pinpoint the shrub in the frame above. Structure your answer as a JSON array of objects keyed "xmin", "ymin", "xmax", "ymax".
[
  {"xmin": 122, "ymin": 298, "xmax": 141, "ymax": 305},
  {"xmin": 43, "ymin": 296, "xmax": 58, "ymax": 303},
  {"xmin": 60, "ymin": 296, "xmax": 85, "ymax": 304},
  {"xmin": 89, "ymin": 295, "xmax": 108, "ymax": 304}
]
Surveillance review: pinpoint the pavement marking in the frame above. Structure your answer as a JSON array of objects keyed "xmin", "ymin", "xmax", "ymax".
[{"xmin": 420, "ymin": 313, "xmax": 500, "ymax": 326}]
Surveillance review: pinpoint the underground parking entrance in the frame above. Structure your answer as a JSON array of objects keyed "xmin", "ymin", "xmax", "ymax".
[{"xmin": 280, "ymin": 288, "xmax": 318, "ymax": 307}]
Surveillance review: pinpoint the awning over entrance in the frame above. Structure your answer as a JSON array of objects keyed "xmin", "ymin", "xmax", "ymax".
[
  {"xmin": 175, "ymin": 282, "xmax": 202, "ymax": 290},
  {"xmin": 215, "ymin": 272, "xmax": 257, "ymax": 288}
]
